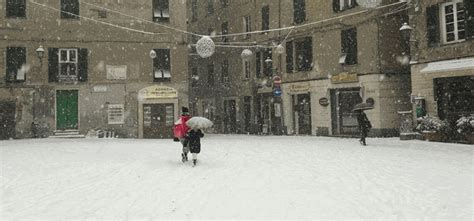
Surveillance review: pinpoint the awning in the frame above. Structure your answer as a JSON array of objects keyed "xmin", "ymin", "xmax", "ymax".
[{"xmin": 420, "ymin": 57, "xmax": 474, "ymax": 73}]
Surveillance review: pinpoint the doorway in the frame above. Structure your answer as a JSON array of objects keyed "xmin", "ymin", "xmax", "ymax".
[
  {"xmin": 0, "ymin": 101, "xmax": 16, "ymax": 140},
  {"xmin": 143, "ymin": 103, "xmax": 174, "ymax": 139},
  {"xmin": 331, "ymin": 88, "xmax": 362, "ymax": 135},
  {"xmin": 56, "ymin": 90, "xmax": 78, "ymax": 130},
  {"xmin": 223, "ymin": 99, "xmax": 237, "ymax": 133},
  {"xmin": 293, "ymin": 93, "xmax": 312, "ymax": 135}
]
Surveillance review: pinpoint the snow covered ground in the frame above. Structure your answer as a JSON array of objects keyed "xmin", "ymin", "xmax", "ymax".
[{"xmin": 1, "ymin": 135, "xmax": 472, "ymax": 220}]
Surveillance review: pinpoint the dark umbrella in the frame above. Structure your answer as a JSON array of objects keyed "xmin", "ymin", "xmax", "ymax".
[{"xmin": 352, "ymin": 103, "xmax": 374, "ymax": 112}]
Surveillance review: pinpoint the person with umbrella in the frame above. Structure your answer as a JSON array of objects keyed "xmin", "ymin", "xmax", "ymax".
[
  {"xmin": 173, "ymin": 107, "xmax": 192, "ymax": 162},
  {"xmin": 185, "ymin": 116, "xmax": 213, "ymax": 166},
  {"xmin": 353, "ymin": 103, "xmax": 373, "ymax": 146}
]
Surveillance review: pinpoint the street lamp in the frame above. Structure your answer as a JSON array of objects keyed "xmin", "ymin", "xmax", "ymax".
[
  {"xmin": 399, "ymin": 22, "xmax": 418, "ymax": 63},
  {"xmin": 36, "ymin": 45, "xmax": 45, "ymax": 66},
  {"xmin": 399, "ymin": 22, "xmax": 413, "ymax": 42}
]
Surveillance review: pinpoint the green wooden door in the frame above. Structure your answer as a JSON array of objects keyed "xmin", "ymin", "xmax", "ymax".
[{"xmin": 56, "ymin": 90, "xmax": 78, "ymax": 130}]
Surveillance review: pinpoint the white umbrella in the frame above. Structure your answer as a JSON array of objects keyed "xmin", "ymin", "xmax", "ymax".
[{"xmin": 186, "ymin": 117, "xmax": 213, "ymax": 129}]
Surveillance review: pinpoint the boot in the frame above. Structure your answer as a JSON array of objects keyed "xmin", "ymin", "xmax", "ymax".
[
  {"xmin": 192, "ymin": 159, "xmax": 197, "ymax": 166},
  {"xmin": 181, "ymin": 153, "xmax": 188, "ymax": 163}
]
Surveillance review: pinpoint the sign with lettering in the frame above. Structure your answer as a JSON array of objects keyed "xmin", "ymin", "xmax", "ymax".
[
  {"xmin": 319, "ymin": 97, "xmax": 329, "ymax": 106},
  {"xmin": 138, "ymin": 86, "xmax": 178, "ymax": 99},
  {"xmin": 106, "ymin": 65, "xmax": 127, "ymax": 80},
  {"xmin": 331, "ymin": 72, "xmax": 358, "ymax": 84},
  {"xmin": 288, "ymin": 83, "xmax": 310, "ymax": 94}
]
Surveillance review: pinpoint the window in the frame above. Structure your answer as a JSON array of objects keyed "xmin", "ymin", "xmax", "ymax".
[
  {"xmin": 108, "ymin": 104, "xmax": 124, "ymax": 124},
  {"xmin": 208, "ymin": 63, "xmax": 214, "ymax": 86},
  {"xmin": 152, "ymin": 49, "xmax": 171, "ymax": 81},
  {"xmin": 243, "ymin": 60, "xmax": 251, "ymax": 79},
  {"xmin": 191, "ymin": 0, "xmax": 198, "ymax": 21},
  {"xmin": 262, "ymin": 6, "xmax": 270, "ymax": 31},
  {"xmin": 222, "ymin": 22, "xmax": 229, "ymax": 43},
  {"xmin": 286, "ymin": 37, "xmax": 313, "ymax": 72},
  {"xmin": 333, "ymin": 0, "xmax": 357, "ymax": 12},
  {"xmin": 6, "ymin": 47, "xmax": 26, "ymax": 82},
  {"xmin": 191, "ymin": 67, "xmax": 198, "ymax": 87},
  {"xmin": 59, "ymin": 49, "xmax": 78, "ymax": 81},
  {"xmin": 220, "ymin": 0, "xmax": 229, "ymax": 8},
  {"xmin": 60, "ymin": 0, "xmax": 79, "ymax": 19},
  {"xmin": 294, "ymin": 0, "xmax": 306, "ymax": 24},
  {"xmin": 48, "ymin": 48, "xmax": 88, "ymax": 82},
  {"xmin": 255, "ymin": 48, "xmax": 273, "ymax": 78},
  {"xmin": 207, "ymin": 0, "xmax": 214, "ymax": 16},
  {"xmin": 152, "ymin": 0, "xmax": 170, "ymax": 22},
  {"xmin": 243, "ymin": 16, "xmax": 252, "ymax": 39},
  {"xmin": 341, "ymin": 27, "xmax": 358, "ymax": 65},
  {"xmin": 441, "ymin": 1, "xmax": 465, "ymax": 43},
  {"xmin": 222, "ymin": 60, "xmax": 229, "ymax": 84},
  {"xmin": 6, "ymin": 0, "xmax": 26, "ymax": 18}
]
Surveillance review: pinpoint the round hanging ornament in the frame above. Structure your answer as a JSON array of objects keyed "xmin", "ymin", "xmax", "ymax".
[
  {"xmin": 196, "ymin": 36, "xmax": 215, "ymax": 58},
  {"xmin": 241, "ymin": 49, "xmax": 253, "ymax": 61}
]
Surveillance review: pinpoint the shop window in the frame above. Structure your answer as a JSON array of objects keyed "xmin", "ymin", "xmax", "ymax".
[
  {"xmin": 108, "ymin": 104, "xmax": 124, "ymax": 124},
  {"xmin": 6, "ymin": 0, "xmax": 26, "ymax": 18},
  {"xmin": 341, "ymin": 27, "xmax": 358, "ymax": 65},
  {"xmin": 286, "ymin": 37, "xmax": 313, "ymax": 73},
  {"xmin": 60, "ymin": 0, "xmax": 79, "ymax": 19},
  {"xmin": 152, "ymin": 49, "xmax": 171, "ymax": 81},
  {"xmin": 294, "ymin": 0, "xmax": 306, "ymax": 24},
  {"xmin": 152, "ymin": 0, "xmax": 169, "ymax": 22},
  {"xmin": 6, "ymin": 47, "xmax": 26, "ymax": 83}
]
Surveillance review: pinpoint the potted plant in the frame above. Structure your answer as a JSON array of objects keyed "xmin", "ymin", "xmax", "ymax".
[
  {"xmin": 416, "ymin": 115, "xmax": 450, "ymax": 142},
  {"xmin": 456, "ymin": 115, "xmax": 474, "ymax": 144}
]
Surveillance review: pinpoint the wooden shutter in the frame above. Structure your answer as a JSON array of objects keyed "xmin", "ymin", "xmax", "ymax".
[
  {"xmin": 78, "ymin": 48, "xmax": 88, "ymax": 82},
  {"xmin": 286, "ymin": 41, "xmax": 294, "ymax": 73},
  {"xmin": 333, "ymin": 0, "xmax": 340, "ymax": 13},
  {"xmin": 48, "ymin": 48, "xmax": 59, "ymax": 82},
  {"xmin": 256, "ymin": 51, "xmax": 261, "ymax": 78},
  {"xmin": 465, "ymin": 0, "xmax": 474, "ymax": 39},
  {"xmin": 426, "ymin": 5, "xmax": 440, "ymax": 47}
]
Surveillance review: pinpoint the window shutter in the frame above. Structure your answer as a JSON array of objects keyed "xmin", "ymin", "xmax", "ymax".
[
  {"xmin": 333, "ymin": 0, "xmax": 340, "ymax": 13},
  {"xmin": 256, "ymin": 51, "xmax": 261, "ymax": 78},
  {"xmin": 465, "ymin": 0, "xmax": 474, "ymax": 39},
  {"xmin": 78, "ymin": 48, "xmax": 88, "ymax": 82},
  {"xmin": 286, "ymin": 41, "xmax": 294, "ymax": 73},
  {"xmin": 426, "ymin": 5, "xmax": 440, "ymax": 47},
  {"xmin": 48, "ymin": 48, "xmax": 59, "ymax": 82}
]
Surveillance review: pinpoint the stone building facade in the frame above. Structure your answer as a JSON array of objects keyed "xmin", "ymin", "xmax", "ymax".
[
  {"xmin": 407, "ymin": 0, "xmax": 473, "ymax": 122},
  {"xmin": 0, "ymin": 0, "xmax": 189, "ymax": 139},
  {"xmin": 188, "ymin": 0, "xmax": 412, "ymax": 137}
]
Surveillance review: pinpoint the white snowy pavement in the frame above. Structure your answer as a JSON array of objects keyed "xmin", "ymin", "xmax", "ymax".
[{"xmin": 1, "ymin": 135, "xmax": 472, "ymax": 220}]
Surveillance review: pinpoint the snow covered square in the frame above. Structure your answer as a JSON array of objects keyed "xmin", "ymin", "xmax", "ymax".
[{"xmin": 1, "ymin": 135, "xmax": 472, "ymax": 220}]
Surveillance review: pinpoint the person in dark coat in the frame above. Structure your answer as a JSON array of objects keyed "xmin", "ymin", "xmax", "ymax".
[
  {"xmin": 356, "ymin": 110, "xmax": 372, "ymax": 146},
  {"xmin": 186, "ymin": 128, "xmax": 204, "ymax": 166}
]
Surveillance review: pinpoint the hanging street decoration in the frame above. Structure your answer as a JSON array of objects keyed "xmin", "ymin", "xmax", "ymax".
[
  {"xmin": 241, "ymin": 49, "xmax": 253, "ymax": 61},
  {"xmin": 276, "ymin": 44, "xmax": 285, "ymax": 54},
  {"xmin": 196, "ymin": 36, "xmax": 215, "ymax": 58}
]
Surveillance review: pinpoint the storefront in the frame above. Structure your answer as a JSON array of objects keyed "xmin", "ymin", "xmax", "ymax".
[
  {"xmin": 434, "ymin": 76, "xmax": 474, "ymax": 121},
  {"xmin": 138, "ymin": 85, "xmax": 179, "ymax": 139}
]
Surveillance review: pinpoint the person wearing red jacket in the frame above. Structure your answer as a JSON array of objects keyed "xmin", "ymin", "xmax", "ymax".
[{"xmin": 173, "ymin": 107, "xmax": 191, "ymax": 162}]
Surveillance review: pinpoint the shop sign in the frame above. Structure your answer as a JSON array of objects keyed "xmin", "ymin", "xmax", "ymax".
[
  {"xmin": 288, "ymin": 83, "xmax": 310, "ymax": 94},
  {"xmin": 331, "ymin": 72, "xmax": 358, "ymax": 84},
  {"xmin": 93, "ymin": 85, "xmax": 107, "ymax": 93},
  {"xmin": 319, "ymin": 97, "xmax": 329, "ymax": 106},
  {"xmin": 138, "ymin": 86, "xmax": 178, "ymax": 99}
]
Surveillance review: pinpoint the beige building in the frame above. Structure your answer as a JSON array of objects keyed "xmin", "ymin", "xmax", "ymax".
[
  {"xmin": 188, "ymin": 0, "xmax": 412, "ymax": 137},
  {"xmin": 407, "ymin": 0, "xmax": 473, "ymax": 121},
  {"xmin": 1, "ymin": 0, "xmax": 189, "ymax": 139}
]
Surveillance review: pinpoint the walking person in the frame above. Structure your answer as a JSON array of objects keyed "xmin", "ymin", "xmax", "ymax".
[
  {"xmin": 356, "ymin": 110, "xmax": 372, "ymax": 146},
  {"xmin": 186, "ymin": 128, "xmax": 204, "ymax": 166},
  {"xmin": 173, "ymin": 107, "xmax": 192, "ymax": 162}
]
